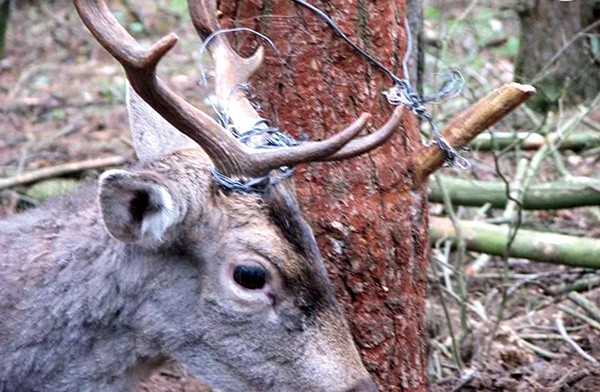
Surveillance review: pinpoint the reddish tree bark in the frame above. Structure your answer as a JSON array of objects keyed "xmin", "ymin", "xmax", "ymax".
[{"xmin": 219, "ymin": 1, "xmax": 428, "ymax": 390}]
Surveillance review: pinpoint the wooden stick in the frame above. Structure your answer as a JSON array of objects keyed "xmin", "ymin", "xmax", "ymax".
[
  {"xmin": 555, "ymin": 314, "xmax": 598, "ymax": 365},
  {"xmin": 413, "ymin": 83, "xmax": 536, "ymax": 187},
  {"xmin": 0, "ymin": 156, "xmax": 128, "ymax": 190},
  {"xmin": 558, "ymin": 305, "xmax": 600, "ymax": 332},
  {"xmin": 567, "ymin": 292, "xmax": 600, "ymax": 322}
]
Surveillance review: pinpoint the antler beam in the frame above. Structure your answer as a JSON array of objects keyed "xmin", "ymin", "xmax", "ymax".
[{"xmin": 74, "ymin": 0, "xmax": 403, "ymax": 179}]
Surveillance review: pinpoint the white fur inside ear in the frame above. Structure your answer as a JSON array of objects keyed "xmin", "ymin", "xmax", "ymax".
[
  {"xmin": 140, "ymin": 185, "xmax": 176, "ymax": 243},
  {"xmin": 99, "ymin": 169, "xmax": 179, "ymax": 245}
]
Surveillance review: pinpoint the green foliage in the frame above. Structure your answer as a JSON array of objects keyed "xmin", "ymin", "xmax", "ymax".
[
  {"xmin": 128, "ymin": 21, "xmax": 144, "ymax": 34},
  {"xmin": 169, "ymin": 0, "xmax": 188, "ymax": 16},
  {"xmin": 51, "ymin": 108, "xmax": 67, "ymax": 121},
  {"xmin": 27, "ymin": 179, "xmax": 79, "ymax": 202},
  {"xmin": 112, "ymin": 10, "xmax": 126, "ymax": 27},
  {"xmin": 424, "ymin": 5, "xmax": 441, "ymax": 22},
  {"xmin": 504, "ymin": 36, "xmax": 519, "ymax": 58},
  {"xmin": 100, "ymin": 78, "xmax": 126, "ymax": 103}
]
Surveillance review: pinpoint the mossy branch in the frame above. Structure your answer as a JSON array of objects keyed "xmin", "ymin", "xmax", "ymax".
[{"xmin": 429, "ymin": 217, "xmax": 600, "ymax": 268}]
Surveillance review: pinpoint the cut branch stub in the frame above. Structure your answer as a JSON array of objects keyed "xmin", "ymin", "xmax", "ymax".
[
  {"xmin": 413, "ymin": 83, "xmax": 536, "ymax": 187},
  {"xmin": 74, "ymin": 0, "xmax": 404, "ymax": 180}
]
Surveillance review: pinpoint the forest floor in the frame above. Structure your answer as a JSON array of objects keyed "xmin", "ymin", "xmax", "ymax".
[{"xmin": 1, "ymin": 1, "xmax": 599, "ymax": 391}]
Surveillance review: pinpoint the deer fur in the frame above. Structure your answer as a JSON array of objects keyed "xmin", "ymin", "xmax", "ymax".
[{"xmin": 0, "ymin": 89, "xmax": 376, "ymax": 392}]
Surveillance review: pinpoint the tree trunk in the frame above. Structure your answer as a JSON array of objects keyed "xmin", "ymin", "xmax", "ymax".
[
  {"xmin": 514, "ymin": 0, "xmax": 600, "ymax": 111},
  {"xmin": 0, "ymin": 0, "xmax": 11, "ymax": 59},
  {"xmin": 219, "ymin": 1, "xmax": 428, "ymax": 390}
]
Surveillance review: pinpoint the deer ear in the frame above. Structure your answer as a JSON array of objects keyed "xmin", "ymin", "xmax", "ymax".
[
  {"xmin": 127, "ymin": 84, "xmax": 196, "ymax": 163},
  {"xmin": 98, "ymin": 169, "xmax": 179, "ymax": 245}
]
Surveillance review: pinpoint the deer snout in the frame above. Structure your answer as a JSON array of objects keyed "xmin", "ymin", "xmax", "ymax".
[{"xmin": 346, "ymin": 377, "xmax": 378, "ymax": 392}]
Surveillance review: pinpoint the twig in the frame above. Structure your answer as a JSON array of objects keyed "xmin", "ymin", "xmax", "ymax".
[
  {"xmin": 0, "ymin": 156, "xmax": 128, "ymax": 190},
  {"xmin": 557, "ymin": 305, "xmax": 600, "ymax": 332},
  {"xmin": 515, "ymin": 322, "xmax": 586, "ymax": 333},
  {"xmin": 33, "ymin": 123, "xmax": 81, "ymax": 152},
  {"xmin": 451, "ymin": 367, "xmax": 477, "ymax": 392},
  {"xmin": 533, "ymin": 20, "xmax": 600, "ymax": 84},
  {"xmin": 517, "ymin": 337, "xmax": 565, "ymax": 360},
  {"xmin": 556, "ymin": 371, "xmax": 590, "ymax": 389},
  {"xmin": 503, "ymin": 158, "xmax": 528, "ymax": 224},
  {"xmin": 433, "ymin": 174, "xmax": 470, "ymax": 347},
  {"xmin": 118, "ymin": 0, "xmax": 148, "ymax": 34},
  {"xmin": 519, "ymin": 333, "xmax": 583, "ymax": 341},
  {"xmin": 555, "ymin": 314, "xmax": 598, "ymax": 365},
  {"xmin": 567, "ymin": 292, "xmax": 600, "ymax": 322},
  {"xmin": 431, "ymin": 258, "xmax": 465, "ymax": 371},
  {"xmin": 470, "ymin": 270, "xmax": 575, "ymax": 281},
  {"xmin": 0, "ymin": 98, "xmax": 116, "ymax": 114},
  {"xmin": 547, "ymin": 275, "xmax": 600, "ymax": 296},
  {"xmin": 413, "ymin": 83, "xmax": 535, "ymax": 187}
]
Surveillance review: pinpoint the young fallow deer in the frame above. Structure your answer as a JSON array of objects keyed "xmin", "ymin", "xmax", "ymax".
[{"xmin": 0, "ymin": 0, "xmax": 403, "ymax": 391}]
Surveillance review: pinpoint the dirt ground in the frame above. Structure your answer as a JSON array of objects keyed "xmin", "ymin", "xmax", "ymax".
[{"xmin": 1, "ymin": 1, "xmax": 599, "ymax": 391}]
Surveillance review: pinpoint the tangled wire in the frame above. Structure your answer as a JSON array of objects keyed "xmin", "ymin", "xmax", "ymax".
[{"xmin": 201, "ymin": 0, "xmax": 470, "ymax": 193}]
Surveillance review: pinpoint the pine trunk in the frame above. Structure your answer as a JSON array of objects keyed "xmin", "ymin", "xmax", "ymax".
[{"xmin": 219, "ymin": 1, "xmax": 428, "ymax": 390}]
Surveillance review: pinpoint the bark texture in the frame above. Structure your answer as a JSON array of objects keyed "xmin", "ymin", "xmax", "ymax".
[
  {"xmin": 219, "ymin": 1, "xmax": 428, "ymax": 390},
  {"xmin": 514, "ymin": 0, "xmax": 600, "ymax": 111}
]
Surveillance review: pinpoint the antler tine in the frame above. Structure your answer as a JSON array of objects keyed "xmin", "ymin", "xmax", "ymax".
[
  {"xmin": 188, "ymin": 1, "xmax": 403, "ymax": 175},
  {"xmin": 73, "ymin": 0, "xmax": 253, "ymax": 176},
  {"xmin": 188, "ymin": 0, "xmax": 270, "ymax": 134},
  {"xmin": 320, "ymin": 107, "xmax": 404, "ymax": 161},
  {"xmin": 76, "ymin": 0, "xmax": 405, "ymax": 180}
]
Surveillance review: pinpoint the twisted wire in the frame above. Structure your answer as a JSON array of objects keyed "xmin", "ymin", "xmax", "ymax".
[
  {"xmin": 198, "ymin": 29, "xmax": 299, "ymax": 192},
  {"xmin": 293, "ymin": 0, "xmax": 470, "ymax": 169}
]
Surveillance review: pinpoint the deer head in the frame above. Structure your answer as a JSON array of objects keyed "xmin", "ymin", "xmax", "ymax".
[{"xmin": 3, "ymin": 1, "xmax": 402, "ymax": 391}]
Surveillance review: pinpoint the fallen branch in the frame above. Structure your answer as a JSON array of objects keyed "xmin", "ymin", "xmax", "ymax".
[
  {"xmin": 518, "ymin": 333, "xmax": 583, "ymax": 341},
  {"xmin": 428, "ymin": 175, "xmax": 600, "ymax": 209},
  {"xmin": 517, "ymin": 337, "xmax": 565, "ymax": 360},
  {"xmin": 471, "ymin": 131, "xmax": 600, "ymax": 151},
  {"xmin": 0, "ymin": 156, "xmax": 128, "ymax": 190},
  {"xmin": 547, "ymin": 275, "xmax": 600, "ymax": 296},
  {"xmin": 567, "ymin": 291, "xmax": 600, "ymax": 323},
  {"xmin": 555, "ymin": 315, "xmax": 598, "ymax": 365},
  {"xmin": 413, "ymin": 83, "xmax": 536, "ymax": 187},
  {"xmin": 429, "ymin": 217, "xmax": 600, "ymax": 268},
  {"xmin": 558, "ymin": 305, "xmax": 600, "ymax": 332}
]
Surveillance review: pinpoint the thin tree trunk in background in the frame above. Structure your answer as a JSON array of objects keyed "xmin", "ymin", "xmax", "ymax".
[
  {"xmin": 514, "ymin": 0, "xmax": 600, "ymax": 111},
  {"xmin": 221, "ymin": 1, "xmax": 428, "ymax": 390},
  {"xmin": 0, "ymin": 0, "xmax": 11, "ymax": 59}
]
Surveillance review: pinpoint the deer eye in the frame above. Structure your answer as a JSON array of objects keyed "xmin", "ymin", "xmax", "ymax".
[{"xmin": 233, "ymin": 265, "xmax": 267, "ymax": 290}]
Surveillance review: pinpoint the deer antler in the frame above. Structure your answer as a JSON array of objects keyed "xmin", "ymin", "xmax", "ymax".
[{"xmin": 74, "ymin": 0, "xmax": 403, "ymax": 178}]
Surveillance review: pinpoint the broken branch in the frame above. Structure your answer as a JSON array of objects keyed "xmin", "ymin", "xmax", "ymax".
[
  {"xmin": 413, "ymin": 83, "xmax": 535, "ymax": 187},
  {"xmin": 0, "ymin": 156, "xmax": 128, "ymax": 190},
  {"xmin": 429, "ymin": 216, "xmax": 600, "ymax": 268},
  {"xmin": 428, "ymin": 175, "xmax": 600, "ymax": 209}
]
